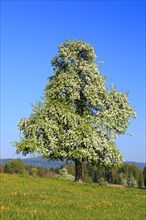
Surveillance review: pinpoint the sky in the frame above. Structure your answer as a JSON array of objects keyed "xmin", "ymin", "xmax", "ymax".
[{"xmin": 1, "ymin": 0, "xmax": 145, "ymax": 162}]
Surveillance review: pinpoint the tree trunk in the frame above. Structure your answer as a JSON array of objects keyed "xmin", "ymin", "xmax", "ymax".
[{"xmin": 75, "ymin": 160, "xmax": 82, "ymax": 182}]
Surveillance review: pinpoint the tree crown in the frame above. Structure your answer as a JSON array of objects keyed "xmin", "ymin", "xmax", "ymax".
[{"xmin": 14, "ymin": 39, "xmax": 136, "ymax": 167}]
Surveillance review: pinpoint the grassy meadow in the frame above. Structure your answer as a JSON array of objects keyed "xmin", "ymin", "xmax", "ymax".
[{"xmin": 0, "ymin": 173, "xmax": 146, "ymax": 220}]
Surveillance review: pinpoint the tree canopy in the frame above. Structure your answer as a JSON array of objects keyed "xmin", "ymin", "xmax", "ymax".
[{"xmin": 14, "ymin": 39, "xmax": 136, "ymax": 181}]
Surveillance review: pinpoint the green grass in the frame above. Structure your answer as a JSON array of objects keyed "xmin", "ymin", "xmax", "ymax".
[{"xmin": 0, "ymin": 173, "xmax": 146, "ymax": 220}]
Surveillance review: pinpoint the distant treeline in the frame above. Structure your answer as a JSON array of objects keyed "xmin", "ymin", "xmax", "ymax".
[
  {"xmin": 0, "ymin": 159, "xmax": 58, "ymax": 178},
  {"xmin": 1, "ymin": 158, "xmax": 146, "ymax": 189},
  {"xmin": 63, "ymin": 162, "xmax": 146, "ymax": 188},
  {"xmin": 0, "ymin": 157, "xmax": 145, "ymax": 170}
]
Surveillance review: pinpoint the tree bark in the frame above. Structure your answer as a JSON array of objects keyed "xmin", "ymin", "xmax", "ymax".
[{"xmin": 75, "ymin": 160, "xmax": 82, "ymax": 182}]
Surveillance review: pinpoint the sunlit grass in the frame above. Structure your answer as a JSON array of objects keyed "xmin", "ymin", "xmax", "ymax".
[{"xmin": 0, "ymin": 173, "xmax": 146, "ymax": 220}]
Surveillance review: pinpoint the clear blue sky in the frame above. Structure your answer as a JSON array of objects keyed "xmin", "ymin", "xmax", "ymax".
[{"xmin": 1, "ymin": 0, "xmax": 145, "ymax": 162}]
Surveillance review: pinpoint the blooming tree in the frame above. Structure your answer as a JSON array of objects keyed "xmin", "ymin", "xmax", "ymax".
[{"xmin": 14, "ymin": 40, "xmax": 136, "ymax": 181}]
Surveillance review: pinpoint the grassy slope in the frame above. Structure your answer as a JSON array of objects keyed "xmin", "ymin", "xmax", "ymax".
[{"xmin": 0, "ymin": 174, "xmax": 146, "ymax": 220}]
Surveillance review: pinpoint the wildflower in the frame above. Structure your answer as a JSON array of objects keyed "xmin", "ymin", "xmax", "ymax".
[
  {"xmin": 84, "ymin": 204, "xmax": 92, "ymax": 209},
  {"xmin": 0, "ymin": 206, "xmax": 5, "ymax": 211},
  {"xmin": 11, "ymin": 192, "xmax": 17, "ymax": 196}
]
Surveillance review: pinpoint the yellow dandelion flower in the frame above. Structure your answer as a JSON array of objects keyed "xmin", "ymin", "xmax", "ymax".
[
  {"xmin": 84, "ymin": 204, "xmax": 92, "ymax": 209},
  {"xmin": 0, "ymin": 206, "xmax": 5, "ymax": 210}
]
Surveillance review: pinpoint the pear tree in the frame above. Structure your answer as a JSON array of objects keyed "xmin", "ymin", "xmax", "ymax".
[{"xmin": 14, "ymin": 40, "xmax": 136, "ymax": 181}]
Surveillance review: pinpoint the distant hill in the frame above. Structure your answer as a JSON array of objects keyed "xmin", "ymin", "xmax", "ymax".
[
  {"xmin": 0, "ymin": 157, "xmax": 65, "ymax": 168},
  {"xmin": 0, "ymin": 157, "xmax": 145, "ymax": 170},
  {"xmin": 126, "ymin": 161, "xmax": 146, "ymax": 170}
]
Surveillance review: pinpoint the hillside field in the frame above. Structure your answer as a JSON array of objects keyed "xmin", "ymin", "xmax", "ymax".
[{"xmin": 0, "ymin": 173, "xmax": 146, "ymax": 220}]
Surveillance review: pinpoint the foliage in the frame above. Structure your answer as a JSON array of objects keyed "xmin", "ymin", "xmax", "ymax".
[
  {"xmin": 127, "ymin": 173, "xmax": 138, "ymax": 188},
  {"xmin": 25, "ymin": 164, "xmax": 57, "ymax": 178},
  {"xmin": 137, "ymin": 171, "xmax": 144, "ymax": 188},
  {"xmin": 1, "ymin": 174, "xmax": 146, "ymax": 220},
  {"xmin": 37, "ymin": 166, "xmax": 48, "ymax": 178},
  {"xmin": 26, "ymin": 166, "xmax": 48, "ymax": 178},
  {"xmin": 54, "ymin": 168, "xmax": 74, "ymax": 181},
  {"xmin": 63, "ymin": 162, "xmax": 75, "ymax": 176},
  {"xmin": 0, "ymin": 165, "xmax": 4, "ymax": 173},
  {"xmin": 82, "ymin": 164, "xmax": 93, "ymax": 183},
  {"xmin": 143, "ymin": 166, "xmax": 146, "ymax": 187},
  {"xmin": 63, "ymin": 162, "xmax": 144, "ymax": 188},
  {"xmin": 119, "ymin": 163, "xmax": 144, "ymax": 188},
  {"xmin": 120, "ymin": 173, "xmax": 128, "ymax": 186},
  {"xmin": 2, "ymin": 160, "xmax": 58, "ymax": 178},
  {"xmin": 2, "ymin": 158, "xmax": 144, "ymax": 188},
  {"xmin": 14, "ymin": 39, "xmax": 136, "ymax": 180},
  {"xmin": 3, "ymin": 159, "xmax": 25, "ymax": 174},
  {"xmin": 98, "ymin": 177, "xmax": 108, "ymax": 186}
]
